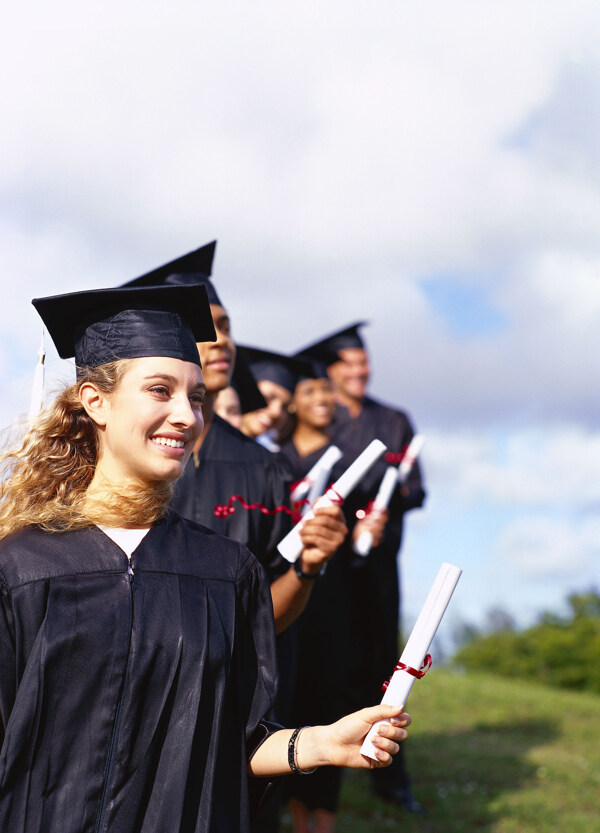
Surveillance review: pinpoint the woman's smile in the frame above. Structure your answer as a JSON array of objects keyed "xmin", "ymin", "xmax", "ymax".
[{"xmin": 150, "ymin": 433, "xmax": 188, "ymax": 455}]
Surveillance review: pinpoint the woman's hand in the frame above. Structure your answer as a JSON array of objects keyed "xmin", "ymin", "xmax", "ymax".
[
  {"xmin": 352, "ymin": 508, "xmax": 389, "ymax": 550},
  {"xmin": 297, "ymin": 705, "xmax": 411, "ymax": 771},
  {"xmin": 297, "ymin": 504, "xmax": 347, "ymax": 573},
  {"xmin": 248, "ymin": 706, "xmax": 411, "ymax": 777}
]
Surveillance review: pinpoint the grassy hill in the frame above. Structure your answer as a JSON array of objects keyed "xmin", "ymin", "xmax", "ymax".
[{"xmin": 279, "ymin": 670, "xmax": 600, "ymax": 832}]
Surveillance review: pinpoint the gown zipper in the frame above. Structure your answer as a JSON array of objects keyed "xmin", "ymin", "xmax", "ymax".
[{"xmin": 94, "ymin": 555, "xmax": 134, "ymax": 833}]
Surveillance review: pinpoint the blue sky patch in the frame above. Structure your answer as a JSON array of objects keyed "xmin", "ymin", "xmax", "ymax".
[{"xmin": 420, "ymin": 275, "xmax": 509, "ymax": 337}]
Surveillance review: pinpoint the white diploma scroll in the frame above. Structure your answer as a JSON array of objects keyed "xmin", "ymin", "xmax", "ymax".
[
  {"xmin": 277, "ymin": 439, "xmax": 387, "ymax": 563},
  {"xmin": 297, "ymin": 446, "xmax": 343, "ymax": 517},
  {"xmin": 353, "ymin": 434, "xmax": 425, "ymax": 557},
  {"xmin": 397, "ymin": 434, "xmax": 425, "ymax": 484},
  {"xmin": 360, "ymin": 562, "xmax": 462, "ymax": 761}
]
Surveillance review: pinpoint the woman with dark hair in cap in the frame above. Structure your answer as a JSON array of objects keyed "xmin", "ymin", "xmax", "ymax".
[
  {"xmin": 0, "ymin": 284, "xmax": 411, "ymax": 833},
  {"xmin": 280, "ymin": 360, "xmax": 388, "ymax": 833},
  {"xmin": 296, "ymin": 323, "xmax": 427, "ymax": 814},
  {"xmin": 236, "ymin": 346, "xmax": 309, "ymax": 450}
]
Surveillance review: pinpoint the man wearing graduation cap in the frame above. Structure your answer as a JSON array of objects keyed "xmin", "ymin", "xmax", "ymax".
[
  {"xmin": 123, "ymin": 243, "xmax": 347, "ymax": 636},
  {"xmin": 296, "ymin": 322, "xmax": 426, "ymax": 813}
]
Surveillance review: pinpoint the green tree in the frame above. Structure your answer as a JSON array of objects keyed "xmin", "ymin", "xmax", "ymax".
[{"xmin": 453, "ymin": 590, "xmax": 600, "ymax": 694}]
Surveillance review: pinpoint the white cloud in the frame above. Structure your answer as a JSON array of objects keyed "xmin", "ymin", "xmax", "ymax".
[
  {"xmin": 495, "ymin": 514, "xmax": 600, "ymax": 581},
  {"xmin": 424, "ymin": 426, "xmax": 600, "ymax": 507}
]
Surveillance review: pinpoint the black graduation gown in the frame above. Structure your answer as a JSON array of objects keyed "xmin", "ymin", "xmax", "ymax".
[
  {"xmin": 329, "ymin": 397, "xmax": 426, "ymax": 707},
  {"xmin": 279, "ymin": 440, "xmax": 351, "ymax": 813},
  {"xmin": 172, "ymin": 415, "xmax": 293, "ymax": 584},
  {"xmin": 171, "ymin": 415, "xmax": 297, "ymax": 714},
  {"xmin": 0, "ymin": 510, "xmax": 280, "ymax": 833}
]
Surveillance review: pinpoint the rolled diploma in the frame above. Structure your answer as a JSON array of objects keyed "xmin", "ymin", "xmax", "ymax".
[
  {"xmin": 277, "ymin": 439, "xmax": 387, "ymax": 562},
  {"xmin": 303, "ymin": 446, "xmax": 343, "ymax": 516},
  {"xmin": 360, "ymin": 562, "xmax": 462, "ymax": 761},
  {"xmin": 353, "ymin": 434, "xmax": 425, "ymax": 557},
  {"xmin": 290, "ymin": 446, "xmax": 342, "ymax": 505},
  {"xmin": 353, "ymin": 466, "xmax": 398, "ymax": 556},
  {"xmin": 397, "ymin": 434, "xmax": 425, "ymax": 484}
]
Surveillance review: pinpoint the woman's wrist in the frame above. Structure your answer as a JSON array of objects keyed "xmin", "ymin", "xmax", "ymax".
[
  {"xmin": 294, "ymin": 556, "xmax": 324, "ymax": 580},
  {"xmin": 294, "ymin": 725, "xmax": 331, "ymax": 771}
]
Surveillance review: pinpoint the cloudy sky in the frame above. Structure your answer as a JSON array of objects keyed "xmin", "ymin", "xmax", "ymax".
[{"xmin": 2, "ymin": 0, "xmax": 599, "ymax": 638}]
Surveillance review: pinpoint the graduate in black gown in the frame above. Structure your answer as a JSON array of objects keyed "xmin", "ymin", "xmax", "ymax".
[
  {"xmin": 123, "ymin": 244, "xmax": 348, "ymax": 635},
  {"xmin": 236, "ymin": 346, "xmax": 310, "ymax": 451},
  {"xmin": 0, "ymin": 284, "xmax": 411, "ymax": 833},
  {"xmin": 280, "ymin": 358, "xmax": 390, "ymax": 833},
  {"xmin": 296, "ymin": 323, "xmax": 426, "ymax": 813}
]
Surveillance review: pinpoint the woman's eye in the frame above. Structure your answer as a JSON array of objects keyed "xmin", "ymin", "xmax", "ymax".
[
  {"xmin": 150, "ymin": 386, "xmax": 170, "ymax": 397},
  {"xmin": 189, "ymin": 393, "xmax": 205, "ymax": 409}
]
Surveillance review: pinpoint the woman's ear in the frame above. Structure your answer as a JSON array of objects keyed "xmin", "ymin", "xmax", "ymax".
[{"xmin": 79, "ymin": 382, "xmax": 109, "ymax": 427}]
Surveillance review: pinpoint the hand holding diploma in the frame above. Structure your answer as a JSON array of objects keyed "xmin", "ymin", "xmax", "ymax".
[
  {"xmin": 296, "ymin": 504, "xmax": 348, "ymax": 574},
  {"xmin": 360, "ymin": 562, "xmax": 462, "ymax": 761},
  {"xmin": 247, "ymin": 705, "xmax": 411, "ymax": 776},
  {"xmin": 354, "ymin": 434, "xmax": 425, "ymax": 557},
  {"xmin": 278, "ymin": 439, "xmax": 387, "ymax": 562}
]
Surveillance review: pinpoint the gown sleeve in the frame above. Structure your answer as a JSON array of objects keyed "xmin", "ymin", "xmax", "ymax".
[
  {"xmin": 260, "ymin": 452, "xmax": 295, "ymax": 582},
  {"xmin": 0, "ymin": 581, "xmax": 16, "ymax": 750},
  {"xmin": 234, "ymin": 549, "xmax": 284, "ymax": 817}
]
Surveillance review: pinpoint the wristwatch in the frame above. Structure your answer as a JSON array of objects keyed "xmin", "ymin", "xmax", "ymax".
[{"xmin": 293, "ymin": 561, "xmax": 326, "ymax": 581}]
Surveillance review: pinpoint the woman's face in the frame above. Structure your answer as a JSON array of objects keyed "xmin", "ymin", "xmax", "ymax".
[
  {"xmin": 291, "ymin": 377, "xmax": 335, "ymax": 430},
  {"xmin": 196, "ymin": 304, "xmax": 236, "ymax": 394},
  {"xmin": 92, "ymin": 357, "xmax": 206, "ymax": 485},
  {"xmin": 214, "ymin": 386, "xmax": 243, "ymax": 430},
  {"xmin": 240, "ymin": 380, "xmax": 292, "ymax": 438}
]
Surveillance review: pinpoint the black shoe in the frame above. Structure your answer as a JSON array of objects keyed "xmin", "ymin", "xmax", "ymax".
[{"xmin": 372, "ymin": 785, "xmax": 427, "ymax": 814}]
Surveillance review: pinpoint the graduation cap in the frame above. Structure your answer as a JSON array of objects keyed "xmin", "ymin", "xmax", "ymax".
[
  {"xmin": 230, "ymin": 350, "xmax": 268, "ymax": 414},
  {"xmin": 236, "ymin": 345, "xmax": 314, "ymax": 395},
  {"xmin": 122, "ymin": 241, "xmax": 222, "ymax": 307},
  {"xmin": 294, "ymin": 321, "xmax": 368, "ymax": 367},
  {"xmin": 292, "ymin": 351, "xmax": 330, "ymax": 381},
  {"xmin": 32, "ymin": 284, "xmax": 216, "ymax": 369}
]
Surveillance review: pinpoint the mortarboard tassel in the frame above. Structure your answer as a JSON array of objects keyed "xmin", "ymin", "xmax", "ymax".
[{"xmin": 28, "ymin": 327, "xmax": 46, "ymax": 419}]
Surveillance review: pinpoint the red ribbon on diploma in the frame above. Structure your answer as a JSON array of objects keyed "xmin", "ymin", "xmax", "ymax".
[
  {"xmin": 355, "ymin": 498, "xmax": 375, "ymax": 520},
  {"xmin": 324, "ymin": 486, "xmax": 344, "ymax": 507},
  {"xmin": 381, "ymin": 654, "xmax": 433, "ymax": 692},
  {"xmin": 384, "ymin": 445, "xmax": 409, "ymax": 465},
  {"xmin": 214, "ymin": 496, "xmax": 296, "ymax": 519},
  {"xmin": 214, "ymin": 485, "xmax": 344, "ymax": 521}
]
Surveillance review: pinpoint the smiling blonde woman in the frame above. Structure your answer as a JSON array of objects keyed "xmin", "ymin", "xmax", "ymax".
[{"xmin": 0, "ymin": 283, "xmax": 410, "ymax": 833}]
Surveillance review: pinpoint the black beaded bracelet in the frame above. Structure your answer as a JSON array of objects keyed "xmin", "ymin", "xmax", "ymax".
[{"xmin": 288, "ymin": 726, "xmax": 317, "ymax": 775}]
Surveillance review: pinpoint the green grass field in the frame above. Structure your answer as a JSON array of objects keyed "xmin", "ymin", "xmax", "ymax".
[{"xmin": 279, "ymin": 671, "xmax": 600, "ymax": 832}]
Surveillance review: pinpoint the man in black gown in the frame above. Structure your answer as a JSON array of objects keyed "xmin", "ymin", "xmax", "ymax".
[
  {"xmin": 123, "ymin": 242, "xmax": 347, "ymax": 633},
  {"xmin": 296, "ymin": 323, "xmax": 426, "ymax": 813}
]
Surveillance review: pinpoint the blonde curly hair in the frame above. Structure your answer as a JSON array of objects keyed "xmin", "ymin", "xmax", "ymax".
[{"xmin": 0, "ymin": 360, "xmax": 174, "ymax": 540}]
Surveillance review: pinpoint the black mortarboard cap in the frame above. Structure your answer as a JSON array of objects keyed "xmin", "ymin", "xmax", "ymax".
[
  {"xmin": 236, "ymin": 345, "xmax": 313, "ymax": 394},
  {"xmin": 292, "ymin": 351, "xmax": 330, "ymax": 382},
  {"xmin": 32, "ymin": 284, "xmax": 216, "ymax": 369},
  {"xmin": 230, "ymin": 350, "xmax": 268, "ymax": 414},
  {"xmin": 122, "ymin": 241, "xmax": 222, "ymax": 307},
  {"xmin": 294, "ymin": 322, "xmax": 367, "ymax": 367}
]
